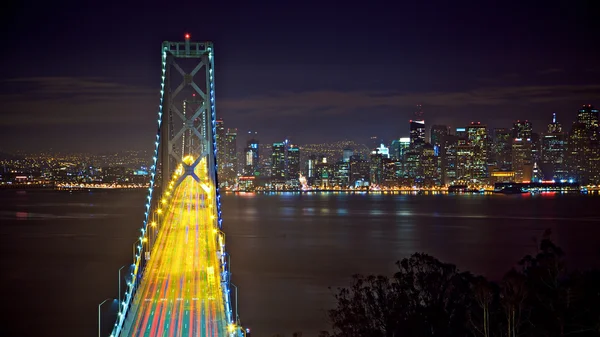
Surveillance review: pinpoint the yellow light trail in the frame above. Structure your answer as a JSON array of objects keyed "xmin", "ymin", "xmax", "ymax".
[{"xmin": 120, "ymin": 158, "xmax": 230, "ymax": 337}]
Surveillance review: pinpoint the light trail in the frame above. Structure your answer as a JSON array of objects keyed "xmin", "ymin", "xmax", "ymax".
[{"xmin": 120, "ymin": 158, "xmax": 230, "ymax": 337}]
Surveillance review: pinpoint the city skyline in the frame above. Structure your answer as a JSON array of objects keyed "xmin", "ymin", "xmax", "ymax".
[{"xmin": 1, "ymin": 1, "xmax": 599, "ymax": 152}]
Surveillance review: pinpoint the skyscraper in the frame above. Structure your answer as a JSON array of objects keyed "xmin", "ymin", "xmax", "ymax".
[
  {"xmin": 342, "ymin": 149, "xmax": 353, "ymax": 162},
  {"xmin": 244, "ymin": 135, "xmax": 259, "ymax": 176},
  {"xmin": 215, "ymin": 119, "xmax": 226, "ymax": 171},
  {"xmin": 512, "ymin": 138, "xmax": 533, "ymax": 182},
  {"xmin": 222, "ymin": 128, "xmax": 238, "ymax": 184},
  {"xmin": 512, "ymin": 120, "xmax": 533, "ymax": 139},
  {"xmin": 492, "ymin": 128, "xmax": 512, "ymax": 170},
  {"xmin": 547, "ymin": 112, "xmax": 562, "ymax": 134},
  {"xmin": 409, "ymin": 120, "xmax": 426, "ymax": 145},
  {"xmin": 541, "ymin": 113, "xmax": 567, "ymax": 180},
  {"xmin": 287, "ymin": 145, "xmax": 300, "ymax": 181},
  {"xmin": 467, "ymin": 122, "xmax": 488, "ymax": 180},
  {"xmin": 271, "ymin": 142, "xmax": 286, "ymax": 183},
  {"xmin": 409, "ymin": 104, "xmax": 426, "ymax": 146},
  {"xmin": 577, "ymin": 104, "xmax": 599, "ymax": 129},
  {"xmin": 430, "ymin": 125, "xmax": 449, "ymax": 147}
]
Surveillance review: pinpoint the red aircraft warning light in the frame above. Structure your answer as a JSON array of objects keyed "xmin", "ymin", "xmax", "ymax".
[{"xmin": 185, "ymin": 33, "xmax": 190, "ymax": 39}]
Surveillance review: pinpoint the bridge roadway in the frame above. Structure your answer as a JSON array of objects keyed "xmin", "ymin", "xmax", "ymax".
[{"xmin": 120, "ymin": 160, "xmax": 229, "ymax": 336}]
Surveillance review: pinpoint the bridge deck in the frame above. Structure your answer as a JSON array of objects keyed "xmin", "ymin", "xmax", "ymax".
[{"xmin": 120, "ymin": 163, "xmax": 229, "ymax": 337}]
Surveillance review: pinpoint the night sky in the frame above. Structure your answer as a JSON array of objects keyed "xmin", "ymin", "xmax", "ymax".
[{"xmin": 1, "ymin": 0, "xmax": 598, "ymax": 152}]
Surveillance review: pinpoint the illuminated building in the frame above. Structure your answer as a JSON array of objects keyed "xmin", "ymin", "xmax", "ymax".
[
  {"xmin": 369, "ymin": 149, "xmax": 384, "ymax": 185},
  {"xmin": 342, "ymin": 148, "xmax": 353, "ymax": 162},
  {"xmin": 315, "ymin": 156, "xmax": 334, "ymax": 188},
  {"xmin": 512, "ymin": 120, "xmax": 533, "ymax": 139},
  {"xmin": 382, "ymin": 158, "xmax": 397, "ymax": 186},
  {"xmin": 512, "ymin": 138, "xmax": 533, "ymax": 182},
  {"xmin": 531, "ymin": 132, "xmax": 541, "ymax": 164},
  {"xmin": 489, "ymin": 170, "xmax": 515, "ymax": 183},
  {"xmin": 492, "ymin": 128, "xmax": 512, "ymax": 170},
  {"xmin": 334, "ymin": 161, "xmax": 350, "ymax": 187},
  {"xmin": 455, "ymin": 141, "xmax": 474, "ymax": 182},
  {"xmin": 271, "ymin": 142, "xmax": 286, "ymax": 183},
  {"xmin": 349, "ymin": 155, "xmax": 370, "ymax": 187},
  {"xmin": 441, "ymin": 135, "xmax": 458, "ymax": 185},
  {"xmin": 403, "ymin": 150, "xmax": 421, "ymax": 182},
  {"xmin": 376, "ymin": 144, "xmax": 390, "ymax": 159},
  {"xmin": 541, "ymin": 113, "xmax": 567, "ymax": 180},
  {"xmin": 287, "ymin": 144, "xmax": 300, "ymax": 182},
  {"xmin": 244, "ymin": 136, "xmax": 259, "ymax": 176},
  {"xmin": 410, "ymin": 120, "xmax": 426, "ymax": 145},
  {"xmin": 455, "ymin": 127, "xmax": 467, "ymax": 139},
  {"xmin": 547, "ymin": 112, "xmax": 562, "ymax": 133},
  {"xmin": 307, "ymin": 155, "xmax": 317, "ymax": 179},
  {"xmin": 421, "ymin": 143, "xmax": 438, "ymax": 186},
  {"xmin": 577, "ymin": 104, "xmax": 599, "ymax": 129},
  {"xmin": 215, "ymin": 119, "xmax": 230, "ymax": 187},
  {"xmin": 467, "ymin": 122, "xmax": 488, "ymax": 180},
  {"xmin": 391, "ymin": 137, "xmax": 411, "ymax": 161},
  {"xmin": 430, "ymin": 125, "xmax": 449, "ymax": 147},
  {"xmin": 223, "ymin": 128, "xmax": 238, "ymax": 184},
  {"xmin": 566, "ymin": 105, "xmax": 600, "ymax": 184}
]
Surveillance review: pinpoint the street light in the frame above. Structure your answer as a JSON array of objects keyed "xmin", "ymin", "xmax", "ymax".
[
  {"xmin": 230, "ymin": 282, "xmax": 238, "ymax": 324},
  {"xmin": 118, "ymin": 265, "xmax": 127, "ymax": 305},
  {"xmin": 98, "ymin": 298, "xmax": 112, "ymax": 337},
  {"xmin": 133, "ymin": 237, "xmax": 142, "ymax": 261}
]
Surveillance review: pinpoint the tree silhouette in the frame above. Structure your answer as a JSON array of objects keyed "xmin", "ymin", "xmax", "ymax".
[{"xmin": 327, "ymin": 230, "xmax": 600, "ymax": 337}]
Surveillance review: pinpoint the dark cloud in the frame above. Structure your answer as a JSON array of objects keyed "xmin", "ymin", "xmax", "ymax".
[
  {"xmin": 0, "ymin": 77, "xmax": 156, "ymax": 126},
  {"xmin": 538, "ymin": 68, "xmax": 565, "ymax": 75},
  {"xmin": 220, "ymin": 84, "xmax": 600, "ymax": 119}
]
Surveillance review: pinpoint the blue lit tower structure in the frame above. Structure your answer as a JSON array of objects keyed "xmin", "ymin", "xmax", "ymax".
[{"xmin": 110, "ymin": 34, "xmax": 244, "ymax": 337}]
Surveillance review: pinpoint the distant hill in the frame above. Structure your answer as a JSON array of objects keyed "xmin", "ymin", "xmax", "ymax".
[{"xmin": 0, "ymin": 151, "xmax": 19, "ymax": 160}]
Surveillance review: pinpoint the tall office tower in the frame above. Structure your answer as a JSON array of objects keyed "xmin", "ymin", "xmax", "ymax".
[
  {"xmin": 403, "ymin": 149, "xmax": 421, "ymax": 183},
  {"xmin": 334, "ymin": 160, "xmax": 351, "ymax": 188},
  {"xmin": 441, "ymin": 135, "xmax": 458, "ymax": 185},
  {"xmin": 342, "ymin": 148, "xmax": 353, "ymax": 162},
  {"xmin": 455, "ymin": 141, "xmax": 474, "ymax": 182},
  {"xmin": 409, "ymin": 104, "xmax": 426, "ymax": 146},
  {"xmin": 349, "ymin": 155, "xmax": 370, "ymax": 187},
  {"xmin": 567, "ymin": 105, "xmax": 600, "ymax": 184},
  {"xmin": 223, "ymin": 128, "xmax": 238, "ymax": 184},
  {"xmin": 467, "ymin": 122, "xmax": 488, "ymax": 180},
  {"xmin": 375, "ymin": 144, "xmax": 390, "ymax": 159},
  {"xmin": 271, "ymin": 142, "xmax": 286, "ymax": 183},
  {"xmin": 531, "ymin": 132, "xmax": 542, "ymax": 164},
  {"xmin": 369, "ymin": 150, "xmax": 384, "ymax": 185},
  {"xmin": 430, "ymin": 125, "xmax": 450, "ymax": 147},
  {"xmin": 493, "ymin": 128, "xmax": 512, "ymax": 170},
  {"xmin": 409, "ymin": 120, "xmax": 426, "ymax": 145},
  {"xmin": 541, "ymin": 113, "xmax": 567, "ymax": 180},
  {"xmin": 307, "ymin": 155, "xmax": 317, "ymax": 180},
  {"xmin": 287, "ymin": 144, "xmax": 300, "ymax": 181},
  {"xmin": 391, "ymin": 137, "xmax": 411, "ymax": 161},
  {"xmin": 512, "ymin": 138, "xmax": 533, "ymax": 182},
  {"xmin": 547, "ymin": 112, "xmax": 562, "ymax": 134},
  {"xmin": 215, "ymin": 119, "xmax": 226, "ymax": 171},
  {"xmin": 421, "ymin": 143, "xmax": 439, "ymax": 186},
  {"xmin": 244, "ymin": 135, "xmax": 259, "ymax": 176},
  {"xmin": 577, "ymin": 104, "xmax": 599, "ymax": 130},
  {"xmin": 512, "ymin": 120, "xmax": 533, "ymax": 139}
]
